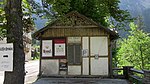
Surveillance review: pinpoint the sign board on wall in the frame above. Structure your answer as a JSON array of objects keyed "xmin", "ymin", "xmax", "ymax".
[
  {"xmin": 54, "ymin": 39, "xmax": 66, "ymax": 56},
  {"xmin": 0, "ymin": 43, "xmax": 13, "ymax": 71},
  {"xmin": 82, "ymin": 49, "xmax": 88, "ymax": 57},
  {"xmin": 42, "ymin": 40, "xmax": 52, "ymax": 57}
]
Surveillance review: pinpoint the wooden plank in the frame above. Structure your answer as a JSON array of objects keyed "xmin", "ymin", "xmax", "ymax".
[
  {"xmin": 130, "ymin": 68, "xmax": 144, "ymax": 74},
  {"xmin": 51, "ymin": 25, "xmax": 98, "ymax": 28},
  {"xmin": 42, "ymin": 27, "xmax": 109, "ymax": 38},
  {"xmin": 81, "ymin": 37, "xmax": 83, "ymax": 75},
  {"xmin": 92, "ymin": 28, "xmax": 100, "ymax": 36},
  {"xmin": 89, "ymin": 37, "xmax": 91, "ymax": 75},
  {"xmin": 108, "ymin": 35, "xmax": 111, "ymax": 76},
  {"xmin": 39, "ymin": 39, "xmax": 42, "ymax": 76},
  {"xmin": 112, "ymin": 68, "xmax": 123, "ymax": 70},
  {"xmin": 129, "ymin": 75, "xmax": 142, "ymax": 84}
]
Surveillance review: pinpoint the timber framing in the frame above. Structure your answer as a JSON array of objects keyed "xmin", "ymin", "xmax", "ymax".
[
  {"xmin": 33, "ymin": 11, "xmax": 119, "ymax": 77},
  {"xmin": 33, "ymin": 11, "xmax": 118, "ymax": 41}
]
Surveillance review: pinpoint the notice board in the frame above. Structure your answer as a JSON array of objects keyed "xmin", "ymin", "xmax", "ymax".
[{"xmin": 0, "ymin": 43, "xmax": 13, "ymax": 71}]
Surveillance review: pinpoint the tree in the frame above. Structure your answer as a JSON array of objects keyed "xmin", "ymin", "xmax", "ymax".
[
  {"xmin": 4, "ymin": 0, "xmax": 25, "ymax": 84},
  {"xmin": 38, "ymin": 0, "xmax": 132, "ymax": 30},
  {"xmin": 0, "ymin": 0, "xmax": 34, "ymax": 83},
  {"xmin": 0, "ymin": 1, "xmax": 7, "ymax": 40},
  {"xmin": 116, "ymin": 20, "xmax": 150, "ymax": 70}
]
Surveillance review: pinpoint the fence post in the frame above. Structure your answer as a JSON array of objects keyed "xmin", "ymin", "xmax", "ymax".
[
  {"xmin": 123, "ymin": 66, "xmax": 134, "ymax": 79},
  {"xmin": 142, "ymin": 70, "xmax": 150, "ymax": 84}
]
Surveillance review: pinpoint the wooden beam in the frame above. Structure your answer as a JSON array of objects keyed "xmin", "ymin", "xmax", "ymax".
[{"xmin": 51, "ymin": 26, "xmax": 98, "ymax": 28}]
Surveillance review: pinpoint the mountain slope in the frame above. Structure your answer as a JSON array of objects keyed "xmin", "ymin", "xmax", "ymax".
[{"xmin": 120, "ymin": 0, "xmax": 150, "ymax": 32}]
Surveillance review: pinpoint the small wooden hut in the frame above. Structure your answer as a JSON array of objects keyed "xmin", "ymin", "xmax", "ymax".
[{"xmin": 33, "ymin": 11, "xmax": 118, "ymax": 77}]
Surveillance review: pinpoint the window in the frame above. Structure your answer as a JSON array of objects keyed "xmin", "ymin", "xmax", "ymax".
[{"xmin": 67, "ymin": 44, "xmax": 81, "ymax": 65}]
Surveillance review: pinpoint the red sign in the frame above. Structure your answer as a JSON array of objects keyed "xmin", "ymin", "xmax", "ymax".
[
  {"xmin": 54, "ymin": 39, "xmax": 66, "ymax": 56},
  {"xmin": 54, "ymin": 39, "xmax": 65, "ymax": 44}
]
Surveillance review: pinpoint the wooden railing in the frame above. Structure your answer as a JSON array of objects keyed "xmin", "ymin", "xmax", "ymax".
[
  {"xmin": 129, "ymin": 68, "xmax": 143, "ymax": 84},
  {"xmin": 112, "ymin": 66, "xmax": 150, "ymax": 84},
  {"xmin": 112, "ymin": 68, "xmax": 124, "ymax": 78}
]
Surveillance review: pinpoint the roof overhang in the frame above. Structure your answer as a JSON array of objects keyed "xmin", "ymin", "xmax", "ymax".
[{"xmin": 33, "ymin": 11, "xmax": 119, "ymax": 40}]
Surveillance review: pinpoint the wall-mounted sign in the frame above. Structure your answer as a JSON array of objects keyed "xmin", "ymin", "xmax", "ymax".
[
  {"xmin": 42, "ymin": 40, "xmax": 52, "ymax": 57},
  {"xmin": 82, "ymin": 49, "xmax": 88, "ymax": 57},
  {"xmin": 0, "ymin": 43, "xmax": 13, "ymax": 71},
  {"xmin": 54, "ymin": 39, "xmax": 66, "ymax": 56}
]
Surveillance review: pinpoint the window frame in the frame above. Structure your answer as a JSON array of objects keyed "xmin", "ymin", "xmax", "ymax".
[{"xmin": 67, "ymin": 44, "xmax": 81, "ymax": 65}]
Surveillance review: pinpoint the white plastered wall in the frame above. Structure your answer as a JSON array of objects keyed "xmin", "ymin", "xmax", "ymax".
[
  {"xmin": 82, "ymin": 37, "xmax": 89, "ymax": 75},
  {"xmin": 82, "ymin": 37, "xmax": 89, "ymax": 54},
  {"xmin": 91, "ymin": 58, "xmax": 108, "ymax": 75},
  {"xmin": 82, "ymin": 58, "xmax": 89, "ymax": 75},
  {"xmin": 90, "ymin": 37, "xmax": 109, "ymax": 76},
  {"xmin": 24, "ymin": 32, "xmax": 32, "ymax": 61},
  {"xmin": 68, "ymin": 66, "xmax": 81, "ymax": 75},
  {"xmin": 41, "ymin": 59, "xmax": 59, "ymax": 76},
  {"xmin": 25, "ymin": 43, "xmax": 32, "ymax": 61},
  {"xmin": 90, "ymin": 37, "xmax": 108, "ymax": 56}
]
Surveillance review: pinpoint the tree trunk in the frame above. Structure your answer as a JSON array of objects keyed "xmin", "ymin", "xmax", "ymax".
[{"xmin": 4, "ymin": 0, "xmax": 25, "ymax": 84}]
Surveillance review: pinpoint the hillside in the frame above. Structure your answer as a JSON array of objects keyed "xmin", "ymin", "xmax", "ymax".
[{"xmin": 120, "ymin": 0, "xmax": 150, "ymax": 32}]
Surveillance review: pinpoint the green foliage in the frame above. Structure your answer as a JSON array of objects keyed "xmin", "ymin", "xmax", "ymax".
[
  {"xmin": 0, "ymin": 0, "xmax": 6, "ymax": 40},
  {"xmin": 41, "ymin": 0, "xmax": 133, "ymax": 29},
  {"xmin": 22, "ymin": 0, "xmax": 33, "ymax": 15},
  {"xmin": 0, "ymin": 0, "xmax": 35, "ymax": 40},
  {"xmin": 116, "ymin": 21, "xmax": 150, "ymax": 70},
  {"xmin": 22, "ymin": 0, "xmax": 35, "ymax": 32}
]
